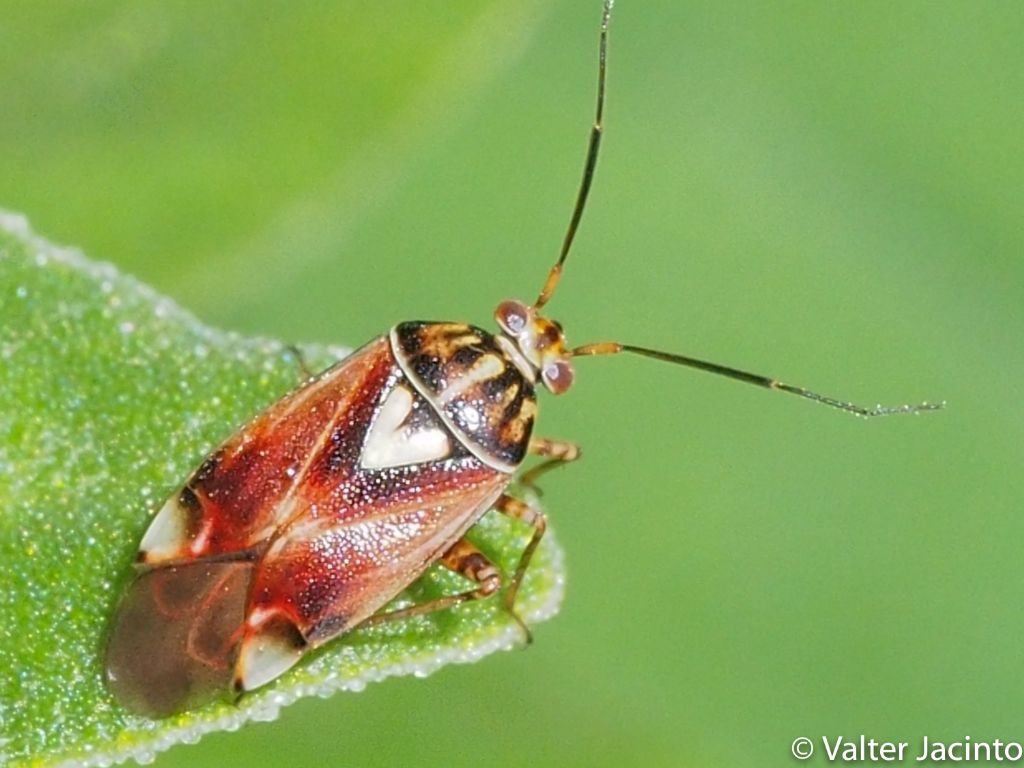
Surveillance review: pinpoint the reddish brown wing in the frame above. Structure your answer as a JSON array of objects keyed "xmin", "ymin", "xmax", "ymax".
[
  {"xmin": 235, "ymin": 455, "xmax": 507, "ymax": 690},
  {"xmin": 107, "ymin": 336, "xmax": 511, "ymax": 716},
  {"xmin": 234, "ymin": 344, "xmax": 510, "ymax": 690},
  {"xmin": 137, "ymin": 339, "xmax": 390, "ymax": 565}
]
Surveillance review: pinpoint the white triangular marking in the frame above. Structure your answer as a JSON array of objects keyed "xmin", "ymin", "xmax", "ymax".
[
  {"xmin": 236, "ymin": 618, "xmax": 305, "ymax": 692},
  {"xmin": 361, "ymin": 385, "xmax": 451, "ymax": 469},
  {"xmin": 139, "ymin": 494, "xmax": 189, "ymax": 562}
]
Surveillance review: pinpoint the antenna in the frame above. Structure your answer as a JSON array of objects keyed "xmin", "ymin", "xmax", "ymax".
[
  {"xmin": 572, "ymin": 342, "xmax": 945, "ymax": 417},
  {"xmin": 522, "ymin": 1, "xmax": 943, "ymax": 420},
  {"xmin": 534, "ymin": 0, "xmax": 613, "ymax": 310}
]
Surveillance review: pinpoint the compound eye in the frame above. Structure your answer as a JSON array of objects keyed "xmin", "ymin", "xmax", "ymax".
[
  {"xmin": 541, "ymin": 359, "xmax": 575, "ymax": 395},
  {"xmin": 495, "ymin": 300, "xmax": 531, "ymax": 337}
]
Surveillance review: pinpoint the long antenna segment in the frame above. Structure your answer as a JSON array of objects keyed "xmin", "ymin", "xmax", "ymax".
[
  {"xmin": 534, "ymin": 0, "xmax": 613, "ymax": 310},
  {"xmin": 529, "ymin": 1, "xmax": 943, "ymax": 420},
  {"xmin": 572, "ymin": 342, "xmax": 945, "ymax": 418}
]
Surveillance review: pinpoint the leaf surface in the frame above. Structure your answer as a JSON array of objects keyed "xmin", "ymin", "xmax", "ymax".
[{"xmin": 0, "ymin": 212, "xmax": 563, "ymax": 767}]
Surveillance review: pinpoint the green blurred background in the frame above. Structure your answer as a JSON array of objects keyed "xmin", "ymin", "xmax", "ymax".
[{"xmin": 3, "ymin": 1, "xmax": 1022, "ymax": 765}]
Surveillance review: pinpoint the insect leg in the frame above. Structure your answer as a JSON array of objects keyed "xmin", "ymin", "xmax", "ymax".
[
  {"xmin": 283, "ymin": 343, "xmax": 315, "ymax": 382},
  {"xmin": 439, "ymin": 538, "xmax": 503, "ymax": 600},
  {"xmin": 495, "ymin": 492, "xmax": 547, "ymax": 644},
  {"xmin": 518, "ymin": 437, "xmax": 582, "ymax": 494},
  {"xmin": 358, "ymin": 538, "xmax": 502, "ymax": 629}
]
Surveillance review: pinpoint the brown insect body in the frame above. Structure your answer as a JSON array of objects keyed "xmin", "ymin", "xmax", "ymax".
[
  {"xmin": 105, "ymin": 0, "xmax": 940, "ymax": 719},
  {"xmin": 106, "ymin": 325, "xmax": 539, "ymax": 717}
]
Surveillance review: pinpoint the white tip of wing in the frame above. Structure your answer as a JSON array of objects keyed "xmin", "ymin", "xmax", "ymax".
[
  {"xmin": 235, "ymin": 618, "xmax": 307, "ymax": 692},
  {"xmin": 139, "ymin": 493, "xmax": 190, "ymax": 563}
]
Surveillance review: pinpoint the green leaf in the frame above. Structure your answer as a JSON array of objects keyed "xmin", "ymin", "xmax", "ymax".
[{"xmin": 0, "ymin": 211, "xmax": 564, "ymax": 768}]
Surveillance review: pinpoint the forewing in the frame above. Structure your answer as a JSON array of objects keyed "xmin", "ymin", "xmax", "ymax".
[
  {"xmin": 105, "ymin": 560, "xmax": 254, "ymax": 718},
  {"xmin": 232, "ymin": 467, "xmax": 506, "ymax": 691},
  {"xmin": 232, "ymin": 370, "xmax": 511, "ymax": 691},
  {"xmin": 138, "ymin": 338, "xmax": 393, "ymax": 565},
  {"xmin": 258, "ymin": 466, "xmax": 505, "ymax": 637}
]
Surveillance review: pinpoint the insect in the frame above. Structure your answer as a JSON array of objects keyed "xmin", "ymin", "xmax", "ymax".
[{"xmin": 104, "ymin": 0, "xmax": 941, "ymax": 718}]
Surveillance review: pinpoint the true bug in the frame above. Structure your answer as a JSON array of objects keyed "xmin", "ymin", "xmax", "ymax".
[{"xmin": 104, "ymin": 0, "xmax": 941, "ymax": 718}]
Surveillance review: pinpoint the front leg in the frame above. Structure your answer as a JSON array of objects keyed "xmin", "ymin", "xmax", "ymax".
[{"xmin": 518, "ymin": 437, "xmax": 582, "ymax": 492}]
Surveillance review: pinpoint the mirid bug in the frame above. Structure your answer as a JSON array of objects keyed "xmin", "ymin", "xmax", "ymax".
[{"xmin": 105, "ymin": 1, "xmax": 941, "ymax": 718}]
